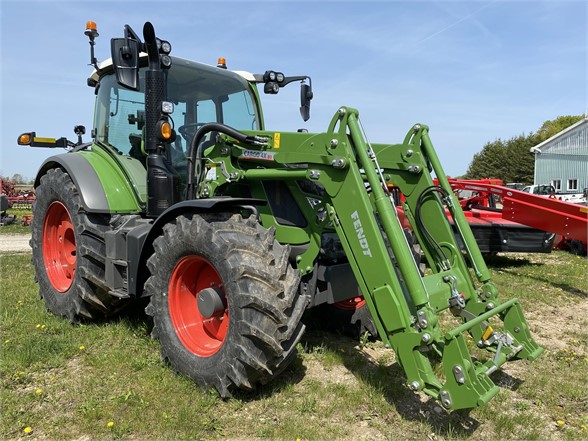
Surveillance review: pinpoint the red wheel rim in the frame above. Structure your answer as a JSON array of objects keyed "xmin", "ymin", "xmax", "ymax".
[
  {"xmin": 43, "ymin": 201, "xmax": 76, "ymax": 292},
  {"xmin": 334, "ymin": 296, "xmax": 366, "ymax": 311},
  {"xmin": 168, "ymin": 255, "xmax": 228, "ymax": 357}
]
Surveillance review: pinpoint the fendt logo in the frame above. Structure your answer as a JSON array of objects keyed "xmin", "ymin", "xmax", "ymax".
[{"xmin": 351, "ymin": 211, "xmax": 373, "ymax": 257}]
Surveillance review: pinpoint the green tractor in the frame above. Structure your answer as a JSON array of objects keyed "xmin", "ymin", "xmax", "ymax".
[{"xmin": 19, "ymin": 21, "xmax": 542, "ymax": 410}]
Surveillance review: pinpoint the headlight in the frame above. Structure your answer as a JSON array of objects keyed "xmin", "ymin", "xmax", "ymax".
[
  {"xmin": 264, "ymin": 82, "xmax": 280, "ymax": 94},
  {"xmin": 161, "ymin": 55, "xmax": 172, "ymax": 69},
  {"xmin": 161, "ymin": 101, "xmax": 174, "ymax": 115},
  {"xmin": 160, "ymin": 40, "xmax": 172, "ymax": 54}
]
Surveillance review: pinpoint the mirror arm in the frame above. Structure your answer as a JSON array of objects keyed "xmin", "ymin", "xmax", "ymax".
[
  {"xmin": 251, "ymin": 74, "xmax": 310, "ymax": 87},
  {"xmin": 280, "ymin": 75, "xmax": 308, "ymax": 87}
]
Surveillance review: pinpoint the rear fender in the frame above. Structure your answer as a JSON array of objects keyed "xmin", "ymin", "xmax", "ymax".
[{"xmin": 34, "ymin": 150, "xmax": 145, "ymax": 214}]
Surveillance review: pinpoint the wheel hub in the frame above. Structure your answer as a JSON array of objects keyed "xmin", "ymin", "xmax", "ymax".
[{"xmin": 197, "ymin": 287, "xmax": 226, "ymax": 318}]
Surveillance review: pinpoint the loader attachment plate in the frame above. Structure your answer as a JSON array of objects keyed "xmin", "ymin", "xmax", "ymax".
[{"xmin": 436, "ymin": 298, "xmax": 542, "ymax": 409}]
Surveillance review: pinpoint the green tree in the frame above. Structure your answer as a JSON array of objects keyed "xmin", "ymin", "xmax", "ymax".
[
  {"xmin": 10, "ymin": 173, "xmax": 25, "ymax": 184},
  {"xmin": 536, "ymin": 115, "xmax": 584, "ymax": 143},
  {"xmin": 503, "ymin": 133, "xmax": 536, "ymax": 183},
  {"xmin": 464, "ymin": 139, "xmax": 509, "ymax": 181},
  {"xmin": 464, "ymin": 114, "xmax": 585, "ymax": 183},
  {"xmin": 464, "ymin": 133, "xmax": 535, "ymax": 183}
]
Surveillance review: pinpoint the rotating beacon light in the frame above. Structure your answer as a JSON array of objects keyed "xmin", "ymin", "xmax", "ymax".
[{"xmin": 84, "ymin": 21, "xmax": 100, "ymax": 69}]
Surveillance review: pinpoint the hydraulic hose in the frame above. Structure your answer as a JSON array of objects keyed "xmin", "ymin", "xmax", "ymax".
[
  {"xmin": 186, "ymin": 123, "xmax": 267, "ymax": 199},
  {"xmin": 415, "ymin": 185, "xmax": 452, "ymax": 271}
]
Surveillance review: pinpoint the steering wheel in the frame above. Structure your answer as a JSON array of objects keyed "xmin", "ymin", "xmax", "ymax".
[{"xmin": 178, "ymin": 123, "xmax": 205, "ymax": 143}]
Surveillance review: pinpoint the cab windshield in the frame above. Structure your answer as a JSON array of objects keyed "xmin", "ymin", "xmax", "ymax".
[{"xmin": 93, "ymin": 57, "xmax": 260, "ymax": 166}]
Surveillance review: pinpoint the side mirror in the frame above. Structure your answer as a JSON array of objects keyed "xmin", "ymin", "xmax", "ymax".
[
  {"xmin": 111, "ymin": 37, "xmax": 140, "ymax": 90},
  {"xmin": 300, "ymin": 82, "xmax": 313, "ymax": 122}
]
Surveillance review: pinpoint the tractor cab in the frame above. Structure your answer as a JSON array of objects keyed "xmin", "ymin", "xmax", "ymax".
[{"xmin": 90, "ymin": 56, "xmax": 262, "ymax": 178}]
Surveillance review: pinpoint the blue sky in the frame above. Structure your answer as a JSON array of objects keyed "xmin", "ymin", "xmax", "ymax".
[{"xmin": 1, "ymin": 0, "xmax": 586, "ymax": 181}]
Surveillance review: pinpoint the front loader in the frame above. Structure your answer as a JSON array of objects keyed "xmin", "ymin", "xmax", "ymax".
[{"xmin": 18, "ymin": 21, "xmax": 542, "ymax": 411}]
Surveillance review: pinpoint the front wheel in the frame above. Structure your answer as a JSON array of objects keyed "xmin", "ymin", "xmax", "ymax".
[{"xmin": 145, "ymin": 213, "xmax": 308, "ymax": 397}]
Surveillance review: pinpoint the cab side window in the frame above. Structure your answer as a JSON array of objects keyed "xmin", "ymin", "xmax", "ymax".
[{"xmin": 94, "ymin": 74, "xmax": 145, "ymax": 158}]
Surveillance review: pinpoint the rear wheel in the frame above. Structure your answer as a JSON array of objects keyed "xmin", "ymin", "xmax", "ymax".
[
  {"xmin": 315, "ymin": 295, "xmax": 378, "ymax": 339},
  {"xmin": 320, "ymin": 228, "xmax": 425, "ymax": 339},
  {"xmin": 31, "ymin": 168, "xmax": 125, "ymax": 322},
  {"xmin": 331, "ymin": 296, "xmax": 378, "ymax": 337},
  {"xmin": 145, "ymin": 213, "xmax": 308, "ymax": 397}
]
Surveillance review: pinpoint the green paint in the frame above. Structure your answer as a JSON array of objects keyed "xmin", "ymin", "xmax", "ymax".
[
  {"xmin": 201, "ymin": 105, "xmax": 542, "ymax": 410},
  {"xmin": 80, "ymin": 144, "xmax": 146, "ymax": 213}
]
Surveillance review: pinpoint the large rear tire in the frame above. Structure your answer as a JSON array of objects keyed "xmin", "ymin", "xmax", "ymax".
[
  {"xmin": 31, "ymin": 168, "xmax": 125, "ymax": 322},
  {"xmin": 145, "ymin": 213, "xmax": 308, "ymax": 397}
]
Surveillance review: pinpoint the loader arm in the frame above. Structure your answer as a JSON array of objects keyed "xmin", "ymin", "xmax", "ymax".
[
  {"xmin": 200, "ymin": 107, "xmax": 543, "ymax": 410},
  {"xmin": 315, "ymin": 108, "xmax": 542, "ymax": 409}
]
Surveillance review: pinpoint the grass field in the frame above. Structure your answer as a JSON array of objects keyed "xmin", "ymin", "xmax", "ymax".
[{"xmin": 1, "ymin": 246, "xmax": 586, "ymax": 440}]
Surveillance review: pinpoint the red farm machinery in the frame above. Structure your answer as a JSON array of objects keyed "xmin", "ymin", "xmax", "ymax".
[
  {"xmin": 445, "ymin": 178, "xmax": 587, "ymax": 255},
  {"xmin": 0, "ymin": 178, "xmax": 35, "ymax": 226}
]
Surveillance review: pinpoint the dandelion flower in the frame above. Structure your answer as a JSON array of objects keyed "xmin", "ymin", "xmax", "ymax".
[
  {"xmin": 107, "ymin": 421, "xmax": 115, "ymax": 428},
  {"xmin": 23, "ymin": 427, "xmax": 32, "ymax": 434},
  {"xmin": 36, "ymin": 324, "xmax": 41, "ymax": 329},
  {"xmin": 35, "ymin": 389, "xmax": 42, "ymax": 394},
  {"xmin": 79, "ymin": 345, "xmax": 86, "ymax": 350},
  {"xmin": 556, "ymin": 420, "xmax": 565, "ymax": 426}
]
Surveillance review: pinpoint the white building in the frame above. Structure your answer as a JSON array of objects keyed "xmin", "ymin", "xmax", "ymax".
[{"xmin": 530, "ymin": 117, "xmax": 588, "ymax": 195}]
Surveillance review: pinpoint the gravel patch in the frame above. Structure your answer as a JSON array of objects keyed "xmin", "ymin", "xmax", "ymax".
[{"xmin": 0, "ymin": 234, "xmax": 31, "ymax": 252}]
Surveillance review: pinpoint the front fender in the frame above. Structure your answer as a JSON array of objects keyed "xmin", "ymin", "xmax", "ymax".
[{"xmin": 130, "ymin": 197, "xmax": 267, "ymax": 296}]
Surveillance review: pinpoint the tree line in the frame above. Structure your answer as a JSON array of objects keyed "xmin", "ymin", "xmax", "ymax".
[
  {"xmin": 462, "ymin": 115, "xmax": 585, "ymax": 183},
  {"xmin": 0, "ymin": 174, "xmax": 35, "ymax": 185}
]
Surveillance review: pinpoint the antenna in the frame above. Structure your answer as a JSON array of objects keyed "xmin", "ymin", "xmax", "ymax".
[{"xmin": 84, "ymin": 21, "xmax": 99, "ymax": 70}]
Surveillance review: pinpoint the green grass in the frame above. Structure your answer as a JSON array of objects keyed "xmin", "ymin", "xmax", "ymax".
[{"xmin": 1, "ymin": 250, "xmax": 587, "ymax": 440}]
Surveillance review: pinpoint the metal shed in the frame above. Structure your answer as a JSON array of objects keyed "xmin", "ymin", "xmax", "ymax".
[{"xmin": 530, "ymin": 117, "xmax": 588, "ymax": 195}]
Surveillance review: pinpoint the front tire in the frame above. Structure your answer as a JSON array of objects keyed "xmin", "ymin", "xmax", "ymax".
[
  {"xmin": 32, "ymin": 168, "xmax": 124, "ymax": 322},
  {"xmin": 145, "ymin": 213, "xmax": 308, "ymax": 397}
]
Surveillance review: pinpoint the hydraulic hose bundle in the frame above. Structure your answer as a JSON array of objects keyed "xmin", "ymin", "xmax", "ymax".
[
  {"xmin": 415, "ymin": 185, "xmax": 453, "ymax": 271},
  {"xmin": 185, "ymin": 123, "xmax": 267, "ymax": 199}
]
